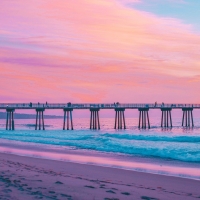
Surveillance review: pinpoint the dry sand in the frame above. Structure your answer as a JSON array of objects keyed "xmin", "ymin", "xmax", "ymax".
[{"xmin": 0, "ymin": 152, "xmax": 200, "ymax": 200}]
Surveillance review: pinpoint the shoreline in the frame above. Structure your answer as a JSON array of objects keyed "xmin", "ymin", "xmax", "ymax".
[
  {"xmin": 0, "ymin": 152, "xmax": 200, "ymax": 200},
  {"xmin": 0, "ymin": 138, "xmax": 200, "ymax": 181}
]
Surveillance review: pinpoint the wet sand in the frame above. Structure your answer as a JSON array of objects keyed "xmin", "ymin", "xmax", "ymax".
[{"xmin": 0, "ymin": 152, "xmax": 200, "ymax": 200}]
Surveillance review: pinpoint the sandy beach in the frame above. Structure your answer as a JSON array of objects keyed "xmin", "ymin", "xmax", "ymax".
[{"xmin": 0, "ymin": 152, "xmax": 200, "ymax": 200}]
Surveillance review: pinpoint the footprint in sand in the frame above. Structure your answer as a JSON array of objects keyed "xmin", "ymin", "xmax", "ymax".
[
  {"xmin": 2, "ymin": 189, "xmax": 12, "ymax": 193},
  {"xmin": 60, "ymin": 194, "xmax": 72, "ymax": 198},
  {"xmin": 121, "ymin": 192, "xmax": 130, "ymax": 195},
  {"xmin": 13, "ymin": 179, "xmax": 21, "ymax": 183},
  {"xmin": 106, "ymin": 190, "xmax": 116, "ymax": 194},
  {"xmin": 141, "ymin": 196, "xmax": 159, "ymax": 200},
  {"xmin": 30, "ymin": 191, "xmax": 43, "ymax": 196},
  {"xmin": 84, "ymin": 185, "xmax": 95, "ymax": 189},
  {"xmin": 18, "ymin": 187, "xmax": 25, "ymax": 191},
  {"xmin": 55, "ymin": 181, "xmax": 63, "ymax": 185},
  {"xmin": 38, "ymin": 187, "xmax": 46, "ymax": 189}
]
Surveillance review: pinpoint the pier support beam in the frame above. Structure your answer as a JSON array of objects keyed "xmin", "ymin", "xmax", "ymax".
[
  {"xmin": 35, "ymin": 108, "xmax": 45, "ymax": 130},
  {"xmin": 161, "ymin": 108, "xmax": 172, "ymax": 128},
  {"xmin": 114, "ymin": 108, "xmax": 126, "ymax": 129},
  {"xmin": 6, "ymin": 108, "xmax": 15, "ymax": 130},
  {"xmin": 182, "ymin": 108, "xmax": 194, "ymax": 127},
  {"xmin": 138, "ymin": 108, "xmax": 150, "ymax": 129},
  {"xmin": 90, "ymin": 108, "xmax": 100, "ymax": 130},
  {"xmin": 63, "ymin": 108, "xmax": 73, "ymax": 130}
]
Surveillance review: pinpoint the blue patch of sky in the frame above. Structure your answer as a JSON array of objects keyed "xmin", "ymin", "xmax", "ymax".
[
  {"xmin": 0, "ymin": 36, "xmax": 42, "ymax": 52},
  {"xmin": 126, "ymin": 0, "xmax": 200, "ymax": 32}
]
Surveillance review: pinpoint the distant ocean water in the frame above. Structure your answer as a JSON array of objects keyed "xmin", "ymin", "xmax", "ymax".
[{"xmin": 0, "ymin": 117, "xmax": 200, "ymax": 163}]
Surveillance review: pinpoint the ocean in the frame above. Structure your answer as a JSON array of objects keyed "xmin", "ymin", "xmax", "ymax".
[{"xmin": 0, "ymin": 116, "xmax": 200, "ymax": 180}]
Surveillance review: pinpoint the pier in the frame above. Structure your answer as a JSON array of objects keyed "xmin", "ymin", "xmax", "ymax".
[
  {"xmin": 182, "ymin": 108, "xmax": 194, "ymax": 127},
  {"xmin": 138, "ymin": 108, "xmax": 150, "ymax": 129},
  {"xmin": 63, "ymin": 108, "xmax": 73, "ymax": 130},
  {"xmin": 114, "ymin": 108, "xmax": 126, "ymax": 129},
  {"xmin": 35, "ymin": 108, "xmax": 45, "ymax": 130},
  {"xmin": 6, "ymin": 108, "xmax": 15, "ymax": 130},
  {"xmin": 90, "ymin": 108, "xmax": 100, "ymax": 130},
  {"xmin": 1, "ymin": 103, "xmax": 199, "ymax": 130},
  {"xmin": 161, "ymin": 108, "xmax": 172, "ymax": 128}
]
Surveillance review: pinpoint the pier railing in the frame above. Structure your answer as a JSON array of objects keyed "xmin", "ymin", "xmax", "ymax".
[{"xmin": 0, "ymin": 103, "xmax": 200, "ymax": 109}]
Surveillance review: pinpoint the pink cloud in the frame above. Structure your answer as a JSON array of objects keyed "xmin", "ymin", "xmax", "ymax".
[{"xmin": 0, "ymin": 0, "xmax": 200, "ymax": 103}]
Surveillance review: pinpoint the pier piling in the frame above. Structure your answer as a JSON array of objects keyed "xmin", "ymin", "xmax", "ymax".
[
  {"xmin": 114, "ymin": 108, "xmax": 126, "ymax": 129},
  {"xmin": 6, "ymin": 108, "xmax": 15, "ymax": 130},
  {"xmin": 182, "ymin": 108, "xmax": 194, "ymax": 127},
  {"xmin": 63, "ymin": 108, "xmax": 73, "ymax": 130},
  {"xmin": 90, "ymin": 108, "xmax": 100, "ymax": 130},
  {"xmin": 161, "ymin": 108, "xmax": 172, "ymax": 128},
  {"xmin": 35, "ymin": 108, "xmax": 45, "ymax": 130},
  {"xmin": 138, "ymin": 108, "xmax": 150, "ymax": 129}
]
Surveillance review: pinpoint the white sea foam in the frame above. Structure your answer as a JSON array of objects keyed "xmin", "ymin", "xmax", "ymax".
[
  {"xmin": 0, "ymin": 128, "xmax": 200, "ymax": 162},
  {"xmin": 0, "ymin": 117, "xmax": 200, "ymax": 163}
]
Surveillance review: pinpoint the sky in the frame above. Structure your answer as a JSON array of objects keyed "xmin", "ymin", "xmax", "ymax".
[{"xmin": 0, "ymin": 0, "xmax": 200, "ymax": 104}]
